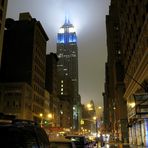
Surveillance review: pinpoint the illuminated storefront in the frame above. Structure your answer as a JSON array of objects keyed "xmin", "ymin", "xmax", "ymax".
[{"xmin": 127, "ymin": 93, "xmax": 148, "ymax": 146}]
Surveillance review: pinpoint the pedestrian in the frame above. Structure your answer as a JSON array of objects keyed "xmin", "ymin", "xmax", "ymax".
[{"xmin": 100, "ymin": 134, "xmax": 105, "ymax": 147}]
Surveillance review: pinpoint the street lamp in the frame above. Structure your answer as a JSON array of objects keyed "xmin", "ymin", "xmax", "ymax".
[
  {"xmin": 47, "ymin": 113, "xmax": 52, "ymax": 119},
  {"xmin": 93, "ymin": 116, "xmax": 97, "ymax": 121},
  {"xmin": 39, "ymin": 113, "xmax": 43, "ymax": 127},
  {"xmin": 39, "ymin": 113, "xmax": 53, "ymax": 127},
  {"xmin": 86, "ymin": 103, "xmax": 93, "ymax": 111},
  {"xmin": 98, "ymin": 106, "xmax": 102, "ymax": 109},
  {"xmin": 93, "ymin": 116, "xmax": 98, "ymax": 137}
]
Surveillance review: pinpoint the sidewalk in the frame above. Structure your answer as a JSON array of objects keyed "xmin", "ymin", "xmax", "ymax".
[{"xmin": 107, "ymin": 141, "xmax": 146, "ymax": 148}]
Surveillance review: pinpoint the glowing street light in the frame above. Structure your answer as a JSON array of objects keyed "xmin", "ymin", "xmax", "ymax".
[
  {"xmin": 39, "ymin": 113, "xmax": 43, "ymax": 127},
  {"xmin": 93, "ymin": 116, "xmax": 97, "ymax": 121},
  {"xmin": 98, "ymin": 106, "xmax": 102, "ymax": 109},
  {"xmin": 47, "ymin": 113, "xmax": 52, "ymax": 119},
  {"xmin": 39, "ymin": 113, "xmax": 53, "ymax": 127},
  {"xmin": 86, "ymin": 103, "xmax": 93, "ymax": 110},
  {"xmin": 39, "ymin": 113, "xmax": 43, "ymax": 117}
]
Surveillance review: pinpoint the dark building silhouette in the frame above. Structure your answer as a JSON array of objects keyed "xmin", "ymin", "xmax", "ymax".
[
  {"xmin": 118, "ymin": 0, "xmax": 148, "ymax": 146},
  {"xmin": 45, "ymin": 53, "xmax": 73, "ymax": 129},
  {"xmin": 56, "ymin": 18, "xmax": 80, "ymax": 131},
  {"xmin": 105, "ymin": 0, "xmax": 148, "ymax": 146},
  {"xmin": 0, "ymin": 12, "xmax": 49, "ymax": 121},
  {"xmin": 46, "ymin": 53, "xmax": 59, "ymax": 95},
  {"xmin": 105, "ymin": 0, "xmax": 128, "ymax": 142},
  {"xmin": 45, "ymin": 53, "xmax": 60, "ymax": 127}
]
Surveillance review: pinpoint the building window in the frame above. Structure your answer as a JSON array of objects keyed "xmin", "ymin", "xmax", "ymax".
[
  {"xmin": 7, "ymin": 101, "xmax": 9, "ymax": 107},
  {"xmin": 146, "ymin": 3, "xmax": 148, "ymax": 13},
  {"xmin": 1, "ymin": 0, "xmax": 4, "ymax": 6},
  {"xmin": 142, "ymin": 14, "xmax": 145, "ymax": 23},
  {"xmin": 13, "ymin": 101, "xmax": 15, "ymax": 107},
  {"xmin": 0, "ymin": 10, "xmax": 3, "ymax": 20}
]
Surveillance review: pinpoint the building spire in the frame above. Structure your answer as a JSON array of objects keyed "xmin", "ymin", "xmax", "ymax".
[{"xmin": 64, "ymin": 15, "xmax": 71, "ymax": 25}]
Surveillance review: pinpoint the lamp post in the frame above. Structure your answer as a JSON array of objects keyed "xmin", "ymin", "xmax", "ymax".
[
  {"xmin": 47, "ymin": 113, "xmax": 52, "ymax": 120},
  {"xmin": 39, "ymin": 113, "xmax": 53, "ymax": 127},
  {"xmin": 39, "ymin": 113, "xmax": 43, "ymax": 127},
  {"xmin": 93, "ymin": 116, "xmax": 98, "ymax": 137}
]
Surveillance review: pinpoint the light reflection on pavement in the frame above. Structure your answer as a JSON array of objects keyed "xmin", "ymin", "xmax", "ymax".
[
  {"xmin": 96, "ymin": 143, "xmax": 144, "ymax": 148},
  {"xmin": 96, "ymin": 143, "xmax": 131, "ymax": 148}
]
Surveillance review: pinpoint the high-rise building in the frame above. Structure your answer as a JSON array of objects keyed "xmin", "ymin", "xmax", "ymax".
[
  {"xmin": 0, "ymin": 0, "xmax": 8, "ymax": 66},
  {"xmin": 105, "ymin": 0, "xmax": 148, "ymax": 146},
  {"xmin": 118, "ymin": 0, "xmax": 148, "ymax": 146},
  {"xmin": 56, "ymin": 18, "xmax": 80, "ymax": 130},
  {"xmin": 0, "ymin": 12, "xmax": 49, "ymax": 121},
  {"xmin": 45, "ymin": 53, "xmax": 60, "ymax": 127},
  {"xmin": 105, "ymin": 0, "xmax": 128, "ymax": 142}
]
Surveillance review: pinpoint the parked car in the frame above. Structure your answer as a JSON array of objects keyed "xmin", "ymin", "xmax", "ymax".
[
  {"xmin": 49, "ymin": 138, "xmax": 76, "ymax": 148},
  {"xmin": 0, "ymin": 115, "xmax": 49, "ymax": 148},
  {"xmin": 65, "ymin": 135, "xmax": 89, "ymax": 148}
]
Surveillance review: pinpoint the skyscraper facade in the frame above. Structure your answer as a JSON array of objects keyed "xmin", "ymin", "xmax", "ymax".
[
  {"xmin": 105, "ymin": 0, "xmax": 128, "ymax": 142},
  {"xmin": 0, "ymin": 12, "xmax": 49, "ymax": 121},
  {"xmin": 57, "ymin": 19, "xmax": 80, "ymax": 130},
  {"xmin": 105, "ymin": 0, "xmax": 148, "ymax": 146}
]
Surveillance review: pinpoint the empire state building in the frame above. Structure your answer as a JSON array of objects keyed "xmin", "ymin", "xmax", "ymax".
[{"xmin": 57, "ymin": 19, "xmax": 80, "ymax": 130}]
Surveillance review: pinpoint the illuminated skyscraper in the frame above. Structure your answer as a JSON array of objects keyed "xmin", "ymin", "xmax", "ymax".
[{"xmin": 57, "ymin": 19, "xmax": 80, "ymax": 130}]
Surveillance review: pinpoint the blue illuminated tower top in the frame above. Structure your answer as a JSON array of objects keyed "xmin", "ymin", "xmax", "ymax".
[{"xmin": 57, "ymin": 18, "xmax": 77, "ymax": 44}]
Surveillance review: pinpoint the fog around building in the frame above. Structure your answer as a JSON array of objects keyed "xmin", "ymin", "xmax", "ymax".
[{"xmin": 6, "ymin": 0, "xmax": 110, "ymax": 106}]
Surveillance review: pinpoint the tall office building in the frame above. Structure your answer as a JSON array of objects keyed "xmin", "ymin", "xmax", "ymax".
[
  {"xmin": 105, "ymin": 0, "xmax": 148, "ymax": 146},
  {"xmin": 105, "ymin": 0, "xmax": 128, "ymax": 142},
  {"xmin": 45, "ymin": 53, "xmax": 60, "ymax": 127},
  {"xmin": 0, "ymin": 12, "xmax": 49, "ymax": 121},
  {"xmin": 118, "ymin": 0, "xmax": 148, "ymax": 146},
  {"xmin": 56, "ymin": 19, "xmax": 80, "ymax": 130}
]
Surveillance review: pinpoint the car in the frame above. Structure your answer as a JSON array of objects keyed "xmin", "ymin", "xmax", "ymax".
[
  {"xmin": 0, "ymin": 114, "xmax": 49, "ymax": 148},
  {"xmin": 49, "ymin": 137, "xmax": 76, "ymax": 148},
  {"xmin": 65, "ymin": 135, "xmax": 90, "ymax": 148}
]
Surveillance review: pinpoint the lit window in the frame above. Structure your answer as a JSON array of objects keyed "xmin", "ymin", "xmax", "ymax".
[
  {"xmin": 60, "ymin": 110, "xmax": 63, "ymax": 114},
  {"xmin": 61, "ymin": 88, "xmax": 63, "ymax": 91},
  {"xmin": 59, "ymin": 28, "xmax": 64, "ymax": 33},
  {"xmin": 61, "ymin": 84, "xmax": 63, "ymax": 87},
  {"xmin": 71, "ymin": 54, "xmax": 76, "ymax": 57},
  {"xmin": 61, "ymin": 92, "xmax": 63, "ymax": 95},
  {"xmin": 61, "ymin": 80, "xmax": 63, "ymax": 83},
  {"xmin": 118, "ymin": 50, "xmax": 121, "ymax": 54},
  {"xmin": 69, "ymin": 27, "xmax": 75, "ymax": 33}
]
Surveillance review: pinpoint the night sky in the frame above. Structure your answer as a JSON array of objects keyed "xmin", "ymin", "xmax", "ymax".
[{"xmin": 6, "ymin": 0, "xmax": 110, "ymax": 106}]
